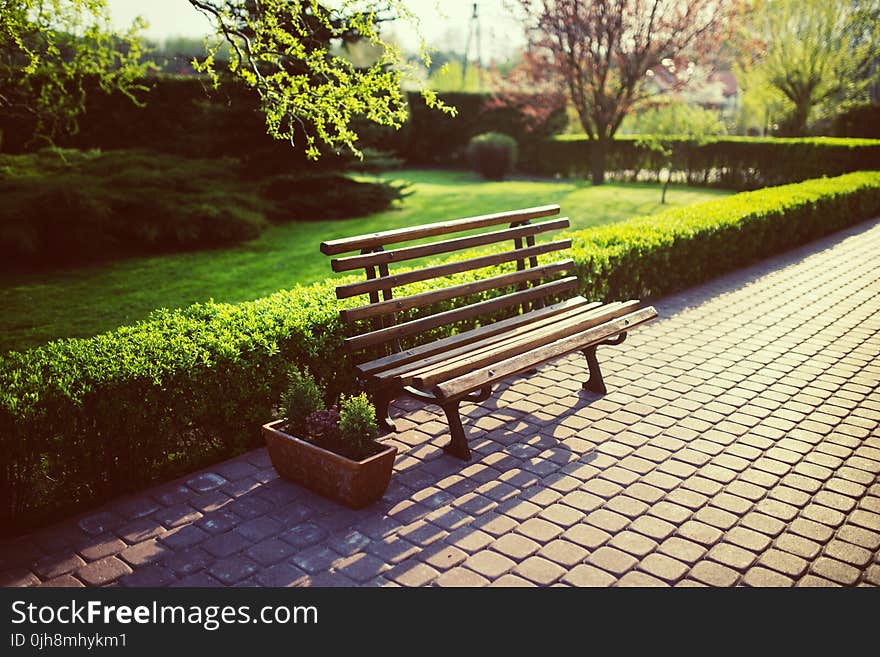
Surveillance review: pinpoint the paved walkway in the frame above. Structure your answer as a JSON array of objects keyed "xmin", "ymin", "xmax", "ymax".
[{"xmin": 3, "ymin": 219, "xmax": 879, "ymax": 587}]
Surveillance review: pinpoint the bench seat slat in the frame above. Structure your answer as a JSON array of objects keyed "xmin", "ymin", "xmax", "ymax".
[
  {"xmin": 340, "ymin": 259, "xmax": 574, "ymax": 324},
  {"xmin": 408, "ymin": 301, "xmax": 642, "ymax": 388},
  {"xmin": 373, "ymin": 300, "xmax": 608, "ymax": 382},
  {"xmin": 434, "ymin": 306, "xmax": 659, "ymax": 400},
  {"xmin": 331, "ymin": 218, "xmax": 570, "ymax": 273},
  {"xmin": 355, "ymin": 296, "xmax": 594, "ymax": 377},
  {"xmin": 344, "ymin": 276, "xmax": 580, "ymax": 352},
  {"xmin": 335, "ymin": 239, "xmax": 572, "ymax": 300},
  {"xmin": 320, "ymin": 204, "xmax": 560, "ymax": 256}
]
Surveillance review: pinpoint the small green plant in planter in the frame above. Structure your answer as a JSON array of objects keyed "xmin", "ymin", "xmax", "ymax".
[
  {"xmin": 337, "ymin": 393, "xmax": 380, "ymax": 455},
  {"xmin": 263, "ymin": 368, "xmax": 396, "ymax": 509},
  {"xmin": 281, "ymin": 366, "xmax": 325, "ymax": 435}
]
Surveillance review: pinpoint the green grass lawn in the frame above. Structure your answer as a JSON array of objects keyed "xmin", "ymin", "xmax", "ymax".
[{"xmin": 0, "ymin": 169, "xmax": 731, "ymax": 353}]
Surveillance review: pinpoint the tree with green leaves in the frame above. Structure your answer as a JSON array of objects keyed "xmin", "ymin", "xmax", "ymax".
[
  {"xmin": 739, "ymin": 0, "xmax": 880, "ymax": 136},
  {"xmin": 1, "ymin": 0, "xmax": 450, "ymax": 156},
  {"xmin": 0, "ymin": 0, "xmax": 152, "ymax": 145},
  {"xmin": 732, "ymin": 61, "xmax": 790, "ymax": 136}
]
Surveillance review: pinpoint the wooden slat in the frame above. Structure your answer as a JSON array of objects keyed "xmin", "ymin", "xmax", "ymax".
[
  {"xmin": 356, "ymin": 296, "xmax": 594, "ymax": 377},
  {"xmin": 345, "ymin": 276, "xmax": 580, "ymax": 352},
  {"xmin": 320, "ymin": 205, "xmax": 561, "ymax": 256},
  {"xmin": 410, "ymin": 301, "xmax": 642, "ymax": 388},
  {"xmin": 339, "ymin": 259, "xmax": 574, "ymax": 324},
  {"xmin": 435, "ymin": 307, "xmax": 658, "ymax": 399},
  {"xmin": 335, "ymin": 239, "xmax": 572, "ymax": 300},
  {"xmin": 374, "ymin": 301, "xmax": 615, "ymax": 383},
  {"xmin": 330, "ymin": 218, "xmax": 570, "ymax": 272}
]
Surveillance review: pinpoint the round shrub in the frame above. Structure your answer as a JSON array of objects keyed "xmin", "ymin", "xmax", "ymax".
[{"xmin": 467, "ymin": 132, "xmax": 518, "ymax": 180}]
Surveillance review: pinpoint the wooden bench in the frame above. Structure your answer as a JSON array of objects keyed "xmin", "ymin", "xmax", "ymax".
[{"xmin": 320, "ymin": 204, "xmax": 657, "ymax": 461}]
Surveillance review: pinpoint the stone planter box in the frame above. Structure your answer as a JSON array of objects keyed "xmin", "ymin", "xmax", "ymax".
[{"xmin": 262, "ymin": 419, "xmax": 397, "ymax": 509}]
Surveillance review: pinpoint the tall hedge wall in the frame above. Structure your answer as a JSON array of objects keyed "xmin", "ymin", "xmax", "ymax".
[
  {"xmin": 5, "ymin": 73, "xmax": 876, "ymax": 188},
  {"xmin": 3, "ymin": 171, "xmax": 880, "ymax": 534},
  {"xmin": 523, "ymin": 135, "xmax": 880, "ymax": 190},
  {"xmin": 0, "ymin": 76, "xmax": 564, "ymax": 169},
  {"xmin": 830, "ymin": 104, "xmax": 880, "ymax": 139},
  {"xmin": 0, "ymin": 76, "xmax": 346, "ymax": 172}
]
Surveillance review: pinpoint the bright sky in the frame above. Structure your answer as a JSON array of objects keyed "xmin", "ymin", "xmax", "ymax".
[{"xmin": 105, "ymin": 0, "xmax": 526, "ymax": 60}]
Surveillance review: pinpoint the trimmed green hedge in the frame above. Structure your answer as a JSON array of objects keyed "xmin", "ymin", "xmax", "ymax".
[
  {"xmin": 524, "ymin": 135, "xmax": 880, "ymax": 190},
  {"xmin": 566, "ymin": 172, "xmax": 880, "ymax": 300},
  {"xmin": 3, "ymin": 171, "xmax": 880, "ymax": 533}
]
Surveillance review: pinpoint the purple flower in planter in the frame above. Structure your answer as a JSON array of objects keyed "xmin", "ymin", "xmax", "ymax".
[{"xmin": 304, "ymin": 406, "xmax": 340, "ymax": 442}]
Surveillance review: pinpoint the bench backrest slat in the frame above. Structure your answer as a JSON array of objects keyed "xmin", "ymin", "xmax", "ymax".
[
  {"xmin": 322, "ymin": 204, "xmax": 583, "ymax": 361},
  {"xmin": 339, "ymin": 259, "xmax": 574, "ymax": 324},
  {"xmin": 330, "ymin": 218, "xmax": 570, "ymax": 273},
  {"xmin": 344, "ymin": 276, "xmax": 579, "ymax": 352},
  {"xmin": 320, "ymin": 204, "xmax": 561, "ymax": 256},
  {"xmin": 335, "ymin": 239, "xmax": 572, "ymax": 300}
]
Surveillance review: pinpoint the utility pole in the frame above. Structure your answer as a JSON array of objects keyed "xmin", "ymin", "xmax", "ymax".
[{"xmin": 461, "ymin": 2, "xmax": 482, "ymax": 89}]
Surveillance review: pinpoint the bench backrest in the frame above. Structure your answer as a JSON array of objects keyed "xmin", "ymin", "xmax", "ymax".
[{"xmin": 320, "ymin": 205, "xmax": 577, "ymax": 360}]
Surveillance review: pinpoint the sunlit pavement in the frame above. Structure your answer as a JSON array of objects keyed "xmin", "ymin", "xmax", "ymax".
[{"xmin": 3, "ymin": 217, "xmax": 879, "ymax": 587}]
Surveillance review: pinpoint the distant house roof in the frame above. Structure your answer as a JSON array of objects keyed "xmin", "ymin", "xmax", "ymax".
[
  {"xmin": 646, "ymin": 64, "xmax": 680, "ymax": 92},
  {"xmin": 645, "ymin": 65, "xmax": 739, "ymax": 109},
  {"xmin": 707, "ymin": 70, "xmax": 738, "ymax": 97}
]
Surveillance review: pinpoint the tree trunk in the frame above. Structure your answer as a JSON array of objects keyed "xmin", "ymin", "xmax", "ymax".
[
  {"xmin": 661, "ymin": 167, "xmax": 671, "ymax": 204},
  {"xmin": 789, "ymin": 101, "xmax": 811, "ymax": 137},
  {"xmin": 590, "ymin": 137, "xmax": 607, "ymax": 185}
]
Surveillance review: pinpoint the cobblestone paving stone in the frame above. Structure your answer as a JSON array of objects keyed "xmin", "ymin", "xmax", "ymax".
[{"xmin": 2, "ymin": 219, "xmax": 878, "ymax": 588}]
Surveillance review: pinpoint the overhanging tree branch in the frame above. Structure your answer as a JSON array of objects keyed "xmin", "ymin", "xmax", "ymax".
[{"xmin": 2, "ymin": 0, "xmax": 453, "ymax": 158}]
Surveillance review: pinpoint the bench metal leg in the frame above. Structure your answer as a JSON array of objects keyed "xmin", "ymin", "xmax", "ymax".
[
  {"xmin": 440, "ymin": 400, "xmax": 471, "ymax": 461},
  {"xmin": 375, "ymin": 388, "xmax": 397, "ymax": 433},
  {"xmin": 582, "ymin": 346, "xmax": 606, "ymax": 394},
  {"xmin": 582, "ymin": 334, "xmax": 627, "ymax": 395}
]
